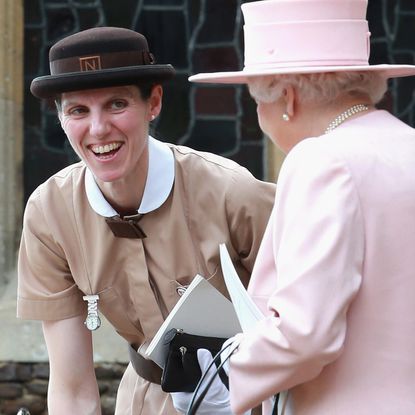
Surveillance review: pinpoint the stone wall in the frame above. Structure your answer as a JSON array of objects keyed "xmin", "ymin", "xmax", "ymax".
[{"xmin": 0, "ymin": 361, "xmax": 128, "ymax": 415}]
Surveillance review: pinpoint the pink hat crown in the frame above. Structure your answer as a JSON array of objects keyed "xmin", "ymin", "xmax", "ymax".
[{"xmin": 242, "ymin": 0, "xmax": 370, "ymax": 70}]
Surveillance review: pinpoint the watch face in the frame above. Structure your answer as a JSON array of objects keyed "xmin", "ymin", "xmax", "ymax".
[{"xmin": 84, "ymin": 315, "xmax": 101, "ymax": 331}]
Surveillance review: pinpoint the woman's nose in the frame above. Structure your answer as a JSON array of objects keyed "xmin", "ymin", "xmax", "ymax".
[{"xmin": 89, "ymin": 111, "xmax": 111, "ymax": 138}]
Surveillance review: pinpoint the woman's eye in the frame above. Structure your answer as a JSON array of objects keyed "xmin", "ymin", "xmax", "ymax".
[
  {"xmin": 111, "ymin": 100, "xmax": 127, "ymax": 110},
  {"xmin": 68, "ymin": 107, "xmax": 87, "ymax": 116}
]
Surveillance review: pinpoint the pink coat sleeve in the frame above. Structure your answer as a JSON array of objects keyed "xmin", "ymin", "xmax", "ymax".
[{"xmin": 229, "ymin": 139, "xmax": 364, "ymax": 414}]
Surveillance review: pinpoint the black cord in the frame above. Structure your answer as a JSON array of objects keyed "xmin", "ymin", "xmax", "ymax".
[
  {"xmin": 271, "ymin": 394, "xmax": 279, "ymax": 415},
  {"xmin": 184, "ymin": 341, "xmax": 279, "ymax": 415},
  {"xmin": 186, "ymin": 343, "xmax": 234, "ymax": 415},
  {"xmin": 185, "ymin": 341, "xmax": 236, "ymax": 415}
]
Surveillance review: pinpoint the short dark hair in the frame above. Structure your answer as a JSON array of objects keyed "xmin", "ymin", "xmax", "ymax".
[{"xmin": 136, "ymin": 83, "xmax": 155, "ymax": 100}]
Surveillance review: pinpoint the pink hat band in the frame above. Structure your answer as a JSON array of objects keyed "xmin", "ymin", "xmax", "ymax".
[
  {"xmin": 189, "ymin": 0, "xmax": 415, "ymax": 84},
  {"xmin": 244, "ymin": 20, "xmax": 370, "ymax": 70}
]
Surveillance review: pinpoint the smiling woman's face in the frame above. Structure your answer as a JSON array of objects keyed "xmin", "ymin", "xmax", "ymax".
[{"xmin": 58, "ymin": 84, "xmax": 161, "ymax": 184}]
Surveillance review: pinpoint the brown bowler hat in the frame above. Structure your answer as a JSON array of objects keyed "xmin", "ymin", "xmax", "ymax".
[{"xmin": 30, "ymin": 26, "xmax": 176, "ymax": 99}]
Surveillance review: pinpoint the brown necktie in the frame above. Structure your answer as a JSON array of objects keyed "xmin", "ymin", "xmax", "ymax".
[{"xmin": 105, "ymin": 213, "xmax": 147, "ymax": 238}]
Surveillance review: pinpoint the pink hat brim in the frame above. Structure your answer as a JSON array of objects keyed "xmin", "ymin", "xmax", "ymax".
[{"xmin": 189, "ymin": 64, "xmax": 415, "ymax": 84}]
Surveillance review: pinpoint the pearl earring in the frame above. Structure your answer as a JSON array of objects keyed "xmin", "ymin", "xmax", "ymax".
[
  {"xmin": 282, "ymin": 113, "xmax": 290, "ymax": 122},
  {"xmin": 151, "ymin": 114, "xmax": 156, "ymax": 121}
]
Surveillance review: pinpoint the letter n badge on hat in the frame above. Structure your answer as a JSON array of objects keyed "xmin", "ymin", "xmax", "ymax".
[{"xmin": 79, "ymin": 56, "xmax": 102, "ymax": 71}]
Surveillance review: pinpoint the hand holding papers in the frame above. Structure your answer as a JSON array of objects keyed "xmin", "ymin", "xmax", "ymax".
[
  {"xmin": 141, "ymin": 245, "xmax": 264, "ymax": 368},
  {"xmin": 140, "ymin": 274, "xmax": 241, "ymax": 368}
]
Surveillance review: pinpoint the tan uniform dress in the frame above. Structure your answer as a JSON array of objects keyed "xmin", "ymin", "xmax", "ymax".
[{"xmin": 17, "ymin": 138, "xmax": 275, "ymax": 415}]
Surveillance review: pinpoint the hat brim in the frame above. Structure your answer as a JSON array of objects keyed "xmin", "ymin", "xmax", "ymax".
[
  {"xmin": 31, "ymin": 64, "xmax": 176, "ymax": 99},
  {"xmin": 189, "ymin": 64, "xmax": 415, "ymax": 84}
]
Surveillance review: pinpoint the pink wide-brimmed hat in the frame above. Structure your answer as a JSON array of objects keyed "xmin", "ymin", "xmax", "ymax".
[{"xmin": 189, "ymin": 0, "xmax": 415, "ymax": 84}]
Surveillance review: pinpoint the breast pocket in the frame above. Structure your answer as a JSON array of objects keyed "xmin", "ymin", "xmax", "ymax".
[{"xmin": 167, "ymin": 265, "xmax": 223, "ymax": 309}]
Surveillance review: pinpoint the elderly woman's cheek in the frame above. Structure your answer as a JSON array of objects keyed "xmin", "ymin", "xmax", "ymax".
[{"xmin": 257, "ymin": 102, "xmax": 274, "ymax": 138}]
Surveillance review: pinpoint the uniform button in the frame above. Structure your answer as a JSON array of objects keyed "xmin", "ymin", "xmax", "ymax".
[{"xmin": 176, "ymin": 285, "xmax": 187, "ymax": 296}]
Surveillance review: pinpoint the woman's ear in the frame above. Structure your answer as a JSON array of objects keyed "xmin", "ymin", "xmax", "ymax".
[
  {"xmin": 282, "ymin": 85, "xmax": 296, "ymax": 118},
  {"xmin": 149, "ymin": 85, "xmax": 163, "ymax": 120}
]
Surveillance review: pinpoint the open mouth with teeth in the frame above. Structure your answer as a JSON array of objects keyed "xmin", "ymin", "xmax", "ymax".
[{"xmin": 90, "ymin": 142, "xmax": 122, "ymax": 159}]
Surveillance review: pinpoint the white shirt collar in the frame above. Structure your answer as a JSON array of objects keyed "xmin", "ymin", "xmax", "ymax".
[{"xmin": 85, "ymin": 136, "xmax": 175, "ymax": 217}]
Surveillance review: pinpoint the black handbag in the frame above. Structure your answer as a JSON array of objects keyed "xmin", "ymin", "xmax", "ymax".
[{"xmin": 161, "ymin": 329, "xmax": 229, "ymax": 392}]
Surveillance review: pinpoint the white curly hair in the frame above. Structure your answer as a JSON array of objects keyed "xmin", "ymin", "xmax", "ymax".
[{"xmin": 248, "ymin": 71, "xmax": 388, "ymax": 105}]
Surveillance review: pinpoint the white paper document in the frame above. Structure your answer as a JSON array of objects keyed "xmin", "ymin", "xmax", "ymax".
[
  {"xmin": 140, "ymin": 274, "xmax": 242, "ymax": 368},
  {"xmin": 219, "ymin": 243, "xmax": 264, "ymax": 332}
]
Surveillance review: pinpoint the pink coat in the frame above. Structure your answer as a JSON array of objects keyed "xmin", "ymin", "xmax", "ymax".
[{"xmin": 229, "ymin": 110, "xmax": 415, "ymax": 414}]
